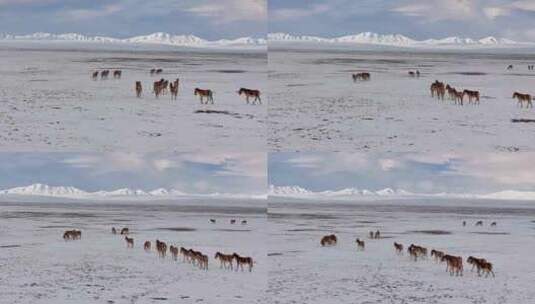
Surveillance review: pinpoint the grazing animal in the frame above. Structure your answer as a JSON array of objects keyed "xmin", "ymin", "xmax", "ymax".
[
  {"xmin": 513, "ymin": 92, "xmax": 533, "ymax": 108},
  {"xmin": 233, "ymin": 253, "xmax": 253, "ymax": 272},
  {"xmin": 120, "ymin": 228, "xmax": 129, "ymax": 235},
  {"xmin": 230, "ymin": 219, "xmax": 236, "ymax": 224},
  {"xmin": 215, "ymin": 252, "xmax": 234, "ymax": 270},
  {"xmin": 63, "ymin": 229, "xmax": 82, "ymax": 240},
  {"xmin": 113, "ymin": 70, "xmax": 122, "ymax": 79},
  {"xmin": 394, "ymin": 242, "xmax": 403, "ymax": 254},
  {"xmin": 210, "ymin": 219, "xmax": 216, "ymax": 224},
  {"xmin": 320, "ymin": 234, "xmax": 337, "ymax": 246},
  {"xmin": 507, "ymin": 65, "xmax": 513, "ymax": 70},
  {"xmin": 111, "ymin": 227, "xmax": 117, "ymax": 234},
  {"xmin": 463, "ymin": 89, "xmax": 480, "ymax": 105},
  {"xmin": 92, "ymin": 71, "xmax": 99, "ymax": 80},
  {"xmin": 124, "ymin": 236, "xmax": 134, "ymax": 248},
  {"xmin": 490, "ymin": 222, "xmax": 497, "ymax": 227},
  {"xmin": 238, "ymin": 88, "xmax": 262, "ymax": 104},
  {"xmin": 352, "ymin": 72, "xmax": 371, "ymax": 82},
  {"xmin": 135, "ymin": 81, "xmax": 142, "ymax": 98},
  {"xmin": 194, "ymin": 88, "xmax": 214, "ymax": 104},
  {"xmin": 442, "ymin": 254, "xmax": 463, "ymax": 276},
  {"xmin": 144, "ymin": 241, "xmax": 151, "ymax": 251},
  {"xmin": 355, "ymin": 238, "xmax": 365, "ymax": 250},
  {"xmin": 475, "ymin": 221, "xmax": 483, "ymax": 226},
  {"xmin": 100, "ymin": 70, "xmax": 110, "ymax": 80}
]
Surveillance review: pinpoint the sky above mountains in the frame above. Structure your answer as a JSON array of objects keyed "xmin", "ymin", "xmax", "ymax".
[
  {"xmin": 0, "ymin": 152, "xmax": 266, "ymax": 195},
  {"xmin": 269, "ymin": 152, "xmax": 535, "ymax": 194},
  {"xmin": 269, "ymin": 0, "xmax": 535, "ymax": 42},
  {"xmin": 0, "ymin": 0, "xmax": 266, "ymax": 39}
]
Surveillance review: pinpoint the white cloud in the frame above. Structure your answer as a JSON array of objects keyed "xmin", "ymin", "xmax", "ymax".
[
  {"xmin": 271, "ymin": 4, "xmax": 330, "ymax": 20},
  {"xmin": 392, "ymin": 0, "xmax": 476, "ymax": 21},
  {"xmin": 62, "ymin": 4, "xmax": 124, "ymax": 21},
  {"xmin": 378, "ymin": 159, "xmax": 402, "ymax": 171},
  {"xmin": 185, "ymin": 0, "xmax": 266, "ymax": 23}
]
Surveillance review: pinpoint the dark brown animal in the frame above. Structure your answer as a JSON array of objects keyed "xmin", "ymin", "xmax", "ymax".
[
  {"xmin": 513, "ymin": 92, "xmax": 533, "ymax": 108},
  {"xmin": 120, "ymin": 228, "xmax": 129, "ymax": 235},
  {"xmin": 355, "ymin": 238, "xmax": 365, "ymax": 250},
  {"xmin": 320, "ymin": 234, "xmax": 337, "ymax": 246},
  {"xmin": 125, "ymin": 236, "xmax": 134, "ymax": 248},
  {"xmin": 135, "ymin": 81, "xmax": 142, "ymax": 98},
  {"xmin": 144, "ymin": 241, "xmax": 151, "ymax": 251},
  {"xmin": 113, "ymin": 70, "xmax": 122, "ymax": 79},
  {"xmin": 238, "ymin": 88, "xmax": 262, "ymax": 104},
  {"xmin": 463, "ymin": 89, "xmax": 480, "ymax": 105},
  {"xmin": 194, "ymin": 88, "xmax": 214, "ymax": 104},
  {"xmin": 352, "ymin": 72, "xmax": 371, "ymax": 81},
  {"xmin": 394, "ymin": 242, "xmax": 403, "ymax": 254},
  {"xmin": 215, "ymin": 252, "xmax": 234, "ymax": 270},
  {"xmin": 233, "ymin": 253, "xmax": 253, "ymax": 272}
]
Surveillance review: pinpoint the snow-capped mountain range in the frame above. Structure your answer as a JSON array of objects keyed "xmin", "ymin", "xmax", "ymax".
[
  {"xmin": 0, "ymin": 32, "xmax": 266, "ymax": 48},
  {"xmin": 268, "ymin": 32, "xmax": 527, "ymax": 47},
  {"xmin": 269, "ymin": 185, "xmax": 535, "ymax": 201},
  {"xmin": 0, "ymin": 183, "xmax": 264, "ymax": 200}
]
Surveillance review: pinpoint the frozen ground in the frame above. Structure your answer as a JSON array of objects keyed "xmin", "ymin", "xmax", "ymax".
[
  {"xmin": 0, "ymin": 199, "xmax": 267, "ymax": 304},
  {"xmin": 0, "ymin": 43, "xmax": 266, "ymax": 152},
  {"xmin": 268, "ymin": 198, "xmax": 535, "ymax": 304},
  {"xmin": 268, "ymin": 48, "xmax": 535, "ymax": 152}
]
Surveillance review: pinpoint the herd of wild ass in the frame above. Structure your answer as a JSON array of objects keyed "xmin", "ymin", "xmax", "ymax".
[
  {"xmin": 62, "ymin": 220, "xmax": 255, "ymax": 272},
  {"xmin": 91, "ymin": 68, "xmax": 262, "ymax": 105},
  {"xmin": 352, "ymin": 65, "xmax": 534, "ymax": 109},
  {"xmin": 320, "ymin": 220, "xmax": 497, "ymax": 278}
]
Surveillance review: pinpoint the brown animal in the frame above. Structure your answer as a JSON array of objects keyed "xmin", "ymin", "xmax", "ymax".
[
  {"xmin": 124, "ymin": 236, "xmax": 134, "ymax": 248},
  {"xmin": 355, "ymin": 238, "xmax": 365, "ymax": 250},
  {"xmin": 169, "ymin": 78, "xmax": 179, "ymax": 100},
  {"xmin": 63, "ymin": 229, "xmax": 82, "ymax": 240},
  {"xmin": 92, "ymin": 71, "xmax": 99, "ymax": 80},
  {"xmin": 230, "ymin": 219, "xmax": 236, "ymax": 224},
  {"xmin": 113, "ymin": 70, "xmax": 122, "ymax": 79},
  {"xmin": 170, "ymin": 245, "xmax": 179, "ymax": 261},
  {"xmin": 394, "ymin": 242, "xmax": 403, "ymax": 254},
  {"xmin": 233, "ymin": 253, "xmax": 253, "ymax": 272},
  {"xmin": 352, "ymin": 72, "xmax": 371, "ymax": 81},
  {"xmin": 463, "ymin": 89, "xmax": 480, "ymax": 105},
  {"xmin": 155, "ymin": 240, "xmax": 167, "ymax": 258},
  {"xmin": 215, "ymin": 252, "xmax": 234, "ymax": 270},
  {"xmin": 513, "ymin": 92, "xmax": 533, "ymax": 108},
  {"xmin": 194, "ymin": 88, "xmax": 214, "ymax": 104},
  {"xmin": 431, "ymin": 249, "xmax": 445, "ymax": 262},
  {"xmin": 100, "ymin": 70, "xmax": 110, "ymax": 79},
  {"xmin": 150, "ymin": 69, "xmax": 156, "ymax": 75},
  {"xmin": 369, "ymin": 231, "xmax": 374, "ymax": 239},
  {"xmin": 430, "ymin": 80, "xmax": 445, "ymax": 100},
  {"xmin": 120, "ymin": 228, "xmax": 129, "ymax": 235},
  {"xmin": 374, "ymin": 230, "xmax": 381, "ymax": 239},
  {"xmin": 238, "ymin": 88, "xmax": 262, "ymax": 104},
  {"xmin": 135, "ymin": 81, "xmax": 142, "ymax": 98},
  {"xmin": 442, "ymin": 255, "xmax": 463, "ymax": 276},
  {"xmin": 320, "ymin": 234, "xmax": 337, "ymax": 246},
  {"xmin": 156, "ymin": 69, "xmax": 163, "ymax": 74},
  {"xmin": 408, "ymin": 244, "xmax": 427, "ymax": 261},
  {"xmin": 144, "ymin": 241, "xmax": 151, "ymax": 251}
]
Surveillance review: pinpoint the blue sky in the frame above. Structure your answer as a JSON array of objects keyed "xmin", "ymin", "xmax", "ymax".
[
  {"xmin": 269, "ymin": 0, "xmax": 535, "ymax": 41},
  {"xmin": 0, "ymin": 152, "xmax": 266, "ymax": 194},
  {"xmin": 269, "ymin": 152, "xmax": 535, "ymax": 194},
  {"xmin": 0, "ymin": 0, "xmax": 266, "ymax": 39}
]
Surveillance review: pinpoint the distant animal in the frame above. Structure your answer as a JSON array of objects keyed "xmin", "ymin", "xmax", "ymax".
[
  {"xmin": 431, "ymin": 249, "xmax": 445, "ymax": 262},
  {"xmin": 170, "ymin": 245, "xmax": 179, "ymax": 261},
  {"xmin": 194, "ymin": 88, "xmax": 214, "ymax": 104},
  {"xmin": 156, "ymin": 68, "xmax": 163, "ymax": 74},
  {"xmin": 230, "ymin": 219, "xmax": 236, "ymax": 224},
  {"xmin": 144, "ymin": 241, "xmax": 151, "ymax": 251},
  {"xmin": 124, "ymin": 236, "xmax": 134, "ymax": 248},
  {"xmin": 113, "ymin": 70, "xmax": 122, "ymax": 79},
  {"xmin": 374, "ymin": 230, "xmax": 381, "ymax": 239},
  {"xmin": 233, "ymin": 253, "xmax": 253, "ymax": 272},
  {"xmin": 92, "ymin": 71, "xmax": 99, "ymax": 80},
  {"xmin": 462, "ymin": 221, "xmax": 466, "ymax": 227},
  {"xmin": 475, "ymin": 221, "xmax": 483, "ymax": 226},
  {"xmin": 408, "ymin": 70, "xmax": 420, "ymax": 77},
  {"xmin": 463, "ymin": 89, "xmax": 480, "ymax": 105},
  {"xmin": 320, "ymin": 234, "xmax": 337, "ymax": 246},
  {"xmin": 238, "ymin": 88, "xmax": 262, "ymax": 104},
  {"xmin": 352, "ymin": 72, "xmax": 371, "ymax": 82},
  {"xmin": 513, "ymin": 92, "xmax": 533, "ymax": 108},
  {"xmin": 467, "ymin": 256, "xmax": 494, "ymax": 277},
  {"xmin": 210, "ymin": 219, "xmax": 216, "ymax": 224},
  {"xmin": 135, "ymin": 81, "xmax": 142, "ymax": 98},
  {"xmin": 394, "ymin": 242, "xmax": 403, "ymax": 254},
  {"xmin": 215, "ymin": 252, "xmax": 234, "ymax": 270},
  {"xmin": 408, "ymin": 244, "xmax": 427, "ymax": 261},
  {"xmin": 120, "ymin": 227, "xmax": 129, "ymax": 235},
  {"xmin": 369, "ymin": 231, "xmax": 374, "ymax": 239},
  {"xmin": 507, "ymin": 65, "xmax": 514, "ymax": 70},
  {"xmin": 490, "ymin": 221, "xmax": 497, "ymax": 227},
  {"xmin": 467, "ymin": 256, "xmax": 487, "ymax": 272},
  {"xmin": 63, "ymin": 229, "xmax": 82, "ymax": 240},
  {"xmin": 169, "ymin": 78, "xmax": 179, "ymax": 100},
  {"xmin": 155, "ymin": 240, "xmax": 167, "ymax": 258},
  {"xmin": 241, "ymin": 220, "xmax": 247, "ymax": 225},
  {"xmin": 150, "ymin": 69, "xmax": 156, "ymax": 75},
  {"xmin": 111, "ymin": 227, "xmax": 117, "ymax": 234},
  {"xmin": 430, "ymin": 80, "xmax": 445, "ymax": 100},
  {"xmin": 100, "ymin": 70, "xmax": 110, "ymax": 79},
  {"xmin": 355, "ymin": 238, "xmax": 365, "ymax": 250}
]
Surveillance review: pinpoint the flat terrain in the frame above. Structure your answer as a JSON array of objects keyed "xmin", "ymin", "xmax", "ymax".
[
  {"xmin": 0, "ymin": 200, "xmax": 267, "ymax": 304},
  {"xmin": 269, "ymin": 49, "xmax": 535, "ymax": 152},
  {"xmin": 0, "ymin": 44, "xmax": 266, "ymax": 152}
]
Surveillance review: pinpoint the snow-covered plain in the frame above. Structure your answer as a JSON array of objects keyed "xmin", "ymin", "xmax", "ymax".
[
  {"xmin": 0, "ymin": 199, "xmax": 267, "ymax": 304},
  {"xmin": 0, "ymin": 43, "xmax": 266, "ymax": 152},
  {"xmin": 268, "ymin": 198, "xmax": 535, "ymax": 304},
  {"xmin": 268, "ymin": 48, "xmax": 535, "ymax": 152}
]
